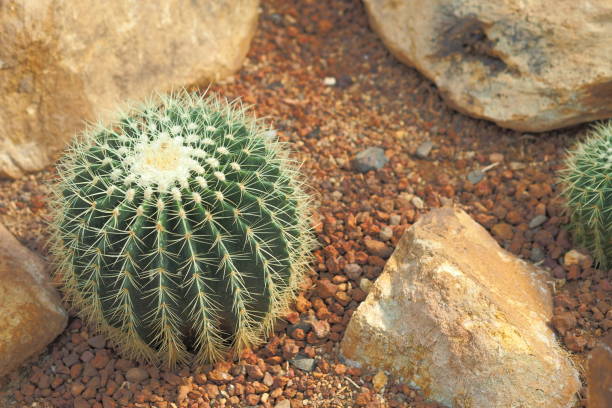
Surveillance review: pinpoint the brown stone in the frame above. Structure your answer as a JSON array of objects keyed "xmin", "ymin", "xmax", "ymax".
[
  {"xmin": 491, "ymin": 223, "xmax": 513, "ymax": 240},
  {"xmin": 587, "ymin": 333, "xmax": 612, "ymax": 408},
  {"xmin": 341, "ymin": 208, "xmax": 580, "ymax": 408},
  {"xmin": 316, "ymin": 279, "xmax": 338, "ymax": 298},
  {"xmin": 0, "ymin": 223, "xmax": 68, "ymax": 377},
  {"xmin": 0, "ymin": 0, "xmax": 260, "ymax": 178},
  {"xmin": 363, "ymin": 0, "xmax": 612, "ymax": 132}
]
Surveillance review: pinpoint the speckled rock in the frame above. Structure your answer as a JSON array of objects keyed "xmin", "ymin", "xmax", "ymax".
[
  {"xmin": 0, "ymin": 222, "xmax": 67, "ymax": 377},
  {"xmin": 587, "ymin": 332, "xmax": 612, "ymax": 408},
  {"xmin": 364, "ymin": 0, "xmax": 612, "ymax": 132},
  {"xmin": 0, "ymin": 0, "xmax": 259, "ymax": 178},
  {"xmin": 341, "ymin": 208, "xmax": 580, "ymax": 408}
]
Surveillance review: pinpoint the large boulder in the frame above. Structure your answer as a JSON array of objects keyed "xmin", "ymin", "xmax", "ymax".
[
  {"xmin": 363, "ymin": 0, "xmax": 612, "ymax": 132},
  {"xmin": 341, "ymin": 208, "xmax": 580, "ymax": 407},
  {"xmin": 0, "ymin": 223, "xmax": 67, "ymax": 377},
  {"xmin": 0, "ymin": 0, "xmax": 259, "ymax": 178}
]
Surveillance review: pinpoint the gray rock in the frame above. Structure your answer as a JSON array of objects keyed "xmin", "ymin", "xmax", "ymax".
[
  {"xmin": 87, "ymin": 335, "xmax": 106, "ymax": 349},
  {"xmin": 530, "ymin": 247, "xmax": 545, "ymax": 263},
  {"xmin": 529, "ymin": 215, "xmax": 548, "ymax": 229},
  {"xmin": 351, "ymin": 147, "xmax": 388, "ymax": 173},
  {"xmin": 125, "ymin": 367, "xmax": 149, "ymax": 384},
  {"xmin": 290, "ymin": 356, "xmax": 316, "ymax": 372},
  {"xmin": 467, "ymin": 169, "xmax": 485, "ymax": 184},
  {"xmin": 344, "ymin": 263, "xmax": 363, "ymax": 281},
  {"xmin": 415, "ymin": 141, "xmax": 434, "ymax": 159}
]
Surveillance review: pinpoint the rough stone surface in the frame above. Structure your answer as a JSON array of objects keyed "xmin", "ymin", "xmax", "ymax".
[
  {"xmin": 351, "ymin": 147, "xmax": 388, "ymax": 173},
  {"xmin": 587, "ymin": 333, "xmax": 612, "ymax": 408},
  {"xmin": 0, "ymin": 222, "xmax": 67, "ymax": 377},
  {"xmin": 341, "ymin": 208, "xmax": 580, "ymax": 408},
  {"xmin": 363, "ymin": 0, "xmax": 612, "ymax": 132},
  {"xmin": 0, "ymin": 0, "xmax": 259, "ymax": 178}
]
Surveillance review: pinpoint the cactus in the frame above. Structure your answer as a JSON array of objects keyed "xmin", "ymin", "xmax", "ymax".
[
  {"xmin": 50, "ymin": 91, "xmax": 314, "ymax": 367},
  {"xmin": 559, "ymin": 122, "xmax": 611, "ymax": 269}
]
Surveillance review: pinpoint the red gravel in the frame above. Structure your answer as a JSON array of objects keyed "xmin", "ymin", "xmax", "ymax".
[{"xmin": 0, "ymin": 0, "xmax": 609, "ymax": 407}]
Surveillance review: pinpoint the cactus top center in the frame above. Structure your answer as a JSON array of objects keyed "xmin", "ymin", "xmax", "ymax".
[{"xmin": 129, "ymin": 133, "xmax": 198, "ymax": 192}]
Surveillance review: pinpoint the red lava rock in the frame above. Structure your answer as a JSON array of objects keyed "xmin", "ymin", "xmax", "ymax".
[
  {"xmin": 80, "ymin": 350, "xmax": 94, "ymax": 363},
  {"xmin": 87, "ymin": 335, "xmax": 106, "ymax": 349},
  {"xmin": 364, "ymin": 238, "xmax": 393, "ymax": 258},
  {"xmin": 70, "ymin": 382, "xmax": 85, "ymax": 397},
  {"xmin": 491, "ymin": 223, "xmax": 513, "ymax": 240},
  {"xmin": 246, "ymin": 364, "xmax": 265, "ymax": 380},
  {"xmin": 125, "ymin": 367, "xmax": 149, "ymax": 384},
  {"xmin": 102, "ymin": 395, "xmax": 117, "ymax": 408},
  {"xmin": 317, "ymin": 279, "xmax": 338, "ymax": 298},
  {"xmin": 246, "ymin": 393, "xmax": 260, "ymax": 405},
  {"xmin": 333, "ymin": 364, "xmax": 347, "ymax": 375},
  {"xmin": 205, "ymin": 383, "xmax": 220, "ymax": 398},
  {"xmin": 90, "ymin": 350, "xmax": 110, "ymax": 369},
  {"xmin": 177, "ymin": 384, "xmax": 191, "ymax": 401},
  {"xmin": 552, "ymin": 312, "xmax": 577, "ymax": 336},
  {"xmin": 565, "ymin": 332, "xmax": 587, "ymax": 352},
  {"xmin": 74, "ymin": 397, "xmax": 90, "ymax": 408},
  {"xmin": 208, "ymin": 369, "xmax": 233, "ymax": 383},
  {"xmin": 294, "ymin": 295, "xmax": 311, "ymax": 313}
]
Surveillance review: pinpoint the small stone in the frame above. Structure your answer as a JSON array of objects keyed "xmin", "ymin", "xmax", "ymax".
[
  {"xmin": 587, "ymin": 333, "xmax": 612, "ymax": 406},
  {"xmin": 372, "ymin": 370, "xmax": 388, "ymax": 392},
  {"xmin": 564, "ymin": 249, "xmax": 588, "ymax": 267},
  {"xmin": 177, "ymin": 384, "xmax": 191, "ymax": 401},
  {"xmin": 263, "ymin": 372, "xmax": 274, "ymax": 387},
  {"xmin": 529, "ymin": 215, "xmax": 548, "ymax": 229},
  {"xmin": 360, "ymin": 278, "xmax": 373, "ymax": 293},
  {"xmin": 389, "ymin": 214, "xmax": 401, "ymax": 226},
  {"xmin": 245, "ymin": 394, "xmax": 260, "ymax": 405},
  {"xmin": 351, "ymin": 147, "xmax": 388, "ymax": 173},
  {"xmin": 317, "ymin": 279, "xmax": 338, "ymax": 298},
  {"xmin": 90, "ymin": 350, "xmax": 110, "ymax": 369},
  {"xmin": 208, "ymin": 369, "xmax": 232, "ymax": 383},
  {"xmin": 246, "ymin": 364, "xmax": 264, "ymax": 380},
  {"xmin": 344, "ymin": 263, "xmax": 362, "ymax": 281},
  {"xmin": 509, "ymin": 162, "xmax": 526, "ymax": 170},
  {"xmin": 415, "ymin": 141, "xmax": 434, "ymax": 159},
  {"xmin": 489, "ymin": 153, "xmax": 504, "ymax": 163},
  {"xmin": 70, "ymin": 382, "xmax": 86, "ymax": 396},
  {"xmin": 274, "ymin": 400, "xmax": 291, "ymax": 408},
  {"xmin": 530, "ymin": 247, "xmax": 545, "ymax": 263},
  {"xmin": 364, "ymin": 239, "xmax": 393, "ymax": 258},
  {"xmin": 80, "ymin": 350, "xmax": 94, "ymax": 363},
  {"xmin": 310, "ymin": 319, "xmax": 331, "ymax": 339},
  {"xmin": 290, "ymin": 356, "xmax": 316, "ymax": 372},
  {"xmin": 323, "ymin": 76, "xmax": 336, "ymax": 86},
  {"xmin": 74, "ymin": 397, "xmax": 90, "ymax": 408},
  {"xmin": 379, "ymin": 226, "xmax": 393, "ymax": 241},
  {"xmin": 87, "ymin": 335, "xmax": 106, "ymax": 348},
  {"xmin": 491, "ymin": 223, "xmax": 513, "ymax": 240},
  {"xmin": 102, "ymin": 396, "xmax": 117, "ymax": 408},
  {"xmin": 126, "ymin": 367, "xmax": 149, "ymax": 384},
  {"xmin": 551, "ymin": 312, "xmax": 577, "ymax": 336},
  {"xmin": 411, "ymin": 196, "xmax": 425, "ymax": 210},
  {"xmin": 467, "ymin": 169, "xmax": 485, "ymax": 184}
]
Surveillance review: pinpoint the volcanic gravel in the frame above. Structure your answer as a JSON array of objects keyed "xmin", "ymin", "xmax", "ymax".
[{"xmin": 0, "ymin": 0, "xmax": 609, "ymax": 407}]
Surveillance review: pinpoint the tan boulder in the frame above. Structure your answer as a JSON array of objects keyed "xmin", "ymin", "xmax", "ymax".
[
  {"xmin": 363, "ymin": 0, "xmax": 612, "ymax": 132},
  {"xmin": 341, "ymin": 208, "xmax": 580, "ymax": 407},
  {"xmin": 0, "ymin": 0, "xmax": 259, "ymax": 178},
  {"xmin": 0, "ymin": 223, "xmax": 67, "ymax": 377}
]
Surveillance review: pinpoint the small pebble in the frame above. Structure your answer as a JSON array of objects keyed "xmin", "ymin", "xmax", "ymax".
[
  {"xmin": 360, "ymin": 278, "xmax": 373, "ymax": 293},
  {"xmin": 389, "ymin": 214, "xmax": 401, "ymax": 226},
  {"xmin": 125, "ymin": 367, "xmax": 149, "ymax": 384},
  {"xmin": 415, "ymin": 141, "xmax": 433, "ymax": 159},
  {"xmin": 379, "ymin": 226, "xmax": 393, "ymax": 241},
  {"xmin": 467, "ymin": 169, "xmax": 485, "ymax": 184},
  {"xmin": 351, "ymin": 147, "xmax": 388, "ymax": 173},
  {"xmin": 509, "ymin": 162, "xmax": 526, "ymax": 170},
  {"xmin": 530, "ymin": 247, "xmax": 545, "ymax": 262},
  {"xmin": 344, "ymin": 263, "xmax": 362, "ymax": 280},
  {"xmin": 411, "ymin": 196, "xmax": 424, "ymax": 210},
  {"xmin": 290, "ymin": 356, "xmax": 316, "ymax": 372},
  {"xmin": 489, "ymin": 153, "xmax": 504, "ymax": 163},
  {"xmin": 529, "ymin": 215, "xmax": 548, "ymax": 229},
  {"xmin": 372, "ymin": 370, "xmax": 388, "ymax": 392},
  {"xmin": 275, "ymin": 400, "xmax": 291, "ymax": 408},
  {"xmin": 323, "ymin": 76, "xmax": 336, "ymax": 86}
]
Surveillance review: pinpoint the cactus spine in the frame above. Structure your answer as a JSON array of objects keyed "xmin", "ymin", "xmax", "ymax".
[
  {"xmin": 50, "ymin": 91, "xmax": 314, "ymax": 367},
  {"xmin": 559, "ymin": 122, "xmax": 611, "ymax": 269}
]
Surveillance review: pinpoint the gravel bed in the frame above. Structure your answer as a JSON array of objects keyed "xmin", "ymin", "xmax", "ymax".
[{"xmin": 0, "ymin": 0, "xmax": 609, "ymax": 407}]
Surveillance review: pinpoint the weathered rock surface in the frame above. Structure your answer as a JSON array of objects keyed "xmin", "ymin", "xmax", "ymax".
[
  {"xmin": 0, "ymin": 0, "xmax": 259, "ymax": 178},
  {"xmin": 363, "ymin": 0, "xmax": 612, "ymax": 132},
  {"xmin": 341, "ymin": 208, "xmax": 580, "ymax": 407},
  {"xmin": 587, "ymin": 332, "xmax": 612, "ymax": 408},
  {"xmin": 0, "ymin": 223, "xmax": 67, "ymax": 377}
]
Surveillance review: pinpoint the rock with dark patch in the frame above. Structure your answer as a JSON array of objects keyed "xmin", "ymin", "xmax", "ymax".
[
  {"xmin": 0, "ymin": 0, "xmax": 259, "ymax": 178},
  {"xmin": 351, "ymin": 147, "xmax": 388, "ymax": 173},
  {"xmin": 290, "ymin": 356, "xmax": 316, "ymax": 372},
  {"xmin": 363, "ymin": 0, "xmax": 612, "ymax": 132},
  {"xmin": 341, "ymin": 208, "xmax": 580, "ymax": 407},
  {"xmin": 0, "ymin": 223, "xmax": 68, "ymax": 377}
]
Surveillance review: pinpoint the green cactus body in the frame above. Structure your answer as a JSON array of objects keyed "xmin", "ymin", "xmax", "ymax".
[
  {"xmin": 560, "ymin": 122, "xmax": 611, "ymax": 269},
  {"xmin": 51, "ymin": 92, "xmax": 314, "ymax": 367}
]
